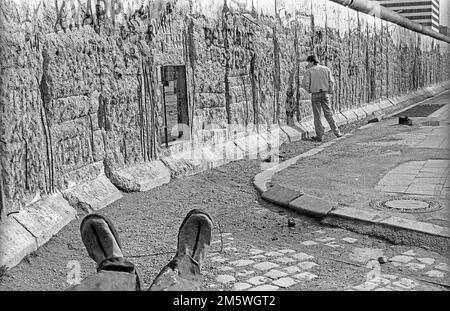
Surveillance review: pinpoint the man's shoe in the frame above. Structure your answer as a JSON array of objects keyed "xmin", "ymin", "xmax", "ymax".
[
  {"xmin": 311, "ymin": 136, "xmax": 323, "ymax": 142},
  {"xmin": 80, "ymin": 214, "xmax": 124, "ymax": 267},
  {"xmin": 335, "ymin": 132, "xmax": 343, "ymax": 138},
  {"xmin": 177, "ymin": 209, "xmax": 213, "ymax": 269}
]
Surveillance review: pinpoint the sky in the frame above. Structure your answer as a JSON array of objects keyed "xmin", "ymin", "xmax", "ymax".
[{"xmin": 441, "ymin": 0, "xmax": 450, "ymax": 26}]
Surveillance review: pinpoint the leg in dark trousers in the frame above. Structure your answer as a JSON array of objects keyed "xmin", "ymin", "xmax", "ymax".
[{"xmin": 69, "ymin": 209, "xmax": 213, "ymax": 291}]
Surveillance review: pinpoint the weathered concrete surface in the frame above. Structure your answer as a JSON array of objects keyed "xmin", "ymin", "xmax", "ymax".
[
  {"xmin": 261, "ymin": 185, "xmax": 303, "ymax": 207},
  {"xmin": 108, "ymin": 161, "xmax": 171, "ymax": 192},
  {"xmin": 12, "ymin": 193, "xmax": 76, "ymax": 247},
  {"xmin": 289, "ymin": 194, "xmax": 337, "ymax": 218},
  {"xmin": 0, "ymin": 217, "xmax": 37, "ymax": 268},
  {"xmin": 63, "ymin": 175, "xmax": 123, "ymax": 212}
]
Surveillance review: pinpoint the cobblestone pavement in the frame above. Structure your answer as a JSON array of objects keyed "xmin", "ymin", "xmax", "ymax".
[{"xmin": 203, "ymin": 230, "xmax": 449, "ymax": 291}]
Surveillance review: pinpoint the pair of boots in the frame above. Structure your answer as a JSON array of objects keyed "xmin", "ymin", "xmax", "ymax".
[{"xmin": 70, "ymin": 209, "xmax": 213, "ymax": 291}]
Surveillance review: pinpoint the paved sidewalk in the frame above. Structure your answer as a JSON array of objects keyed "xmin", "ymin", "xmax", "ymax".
[{"xmin": 256, "ymin": 90, "xmax": 450, "ymax": 252}]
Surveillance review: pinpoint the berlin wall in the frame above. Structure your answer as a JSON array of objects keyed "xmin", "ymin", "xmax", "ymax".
[{"xmin": 0, "ymin": 0, "xmax": 449, "ymax": 219}]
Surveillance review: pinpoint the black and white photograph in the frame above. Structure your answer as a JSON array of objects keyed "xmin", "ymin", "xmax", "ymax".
[{"xmin": 0, "ymin": 0, "xmax": 449, "ymax": 302}]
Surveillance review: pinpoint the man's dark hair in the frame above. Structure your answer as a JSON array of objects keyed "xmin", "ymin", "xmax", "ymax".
[{"xmin": 306, "ymin": 55, "xmax": 319, "ymax": 65}]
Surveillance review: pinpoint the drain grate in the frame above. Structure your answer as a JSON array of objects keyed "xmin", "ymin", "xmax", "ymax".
[{"xmin": 370, "ymin": 196, "xmax": 442, "ymax": 214}]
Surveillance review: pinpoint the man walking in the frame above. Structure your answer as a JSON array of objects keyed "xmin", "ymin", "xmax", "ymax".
[{"xmin": 302, "ymin": 55, "xmax": 342, "ymax": 142}]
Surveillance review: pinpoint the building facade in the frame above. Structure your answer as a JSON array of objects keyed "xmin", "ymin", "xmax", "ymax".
[{"xmin": 376, "ymin": 0, "xmax": 440, "ymax": 32}]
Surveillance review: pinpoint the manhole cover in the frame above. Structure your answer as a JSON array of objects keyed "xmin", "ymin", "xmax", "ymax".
[{"xmin": 370, "ymin": 197, "xmax": 442, "ymax": 213}]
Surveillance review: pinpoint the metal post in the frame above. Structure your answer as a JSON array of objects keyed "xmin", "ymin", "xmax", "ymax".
[{"xmin": 329, "ymin": 0, "xmax": 450, "ymax": 44}]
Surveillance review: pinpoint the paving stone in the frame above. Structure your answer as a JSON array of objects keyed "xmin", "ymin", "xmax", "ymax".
[
  {"xmin": 424, "ymin": 270, "xmax": 445, "ymax": 278},
  {"xmin": 264, "ymin": 269, "xmax": 289, "ymax": 280},
  {"xmin": 417, "ymin": 258, "xmax": 435, "ymax": 265},
  {"xmin": 229, "ymin": 260, "xmax": 255, "ymax": 267},
  {"xmin": 216, "ymin": 275, "xmax": 236, "ymax": 284},
  {"xmin": 236, "ymin": 270, "xmax": 255, "ymax": 277},
  {"xmin": 385, "ymin": 285, "xmax": 405, "ymax": 291},
  {"xmin": 272, "ymin": 277, "xmax": 297, "ymax": 288},
  {"xmin": 288, "ymin": 194, "xmax": 336, "ymax": 217},
  {"xmin": 265, "ymin": 251, "xmax": 284, "ymax": 257},
  {"xmin": 291, "ymin": 252, "xmax": 315, "ymax": 261},
  {"xmin": 218, "ymin": 266, "xmax": 234, "ymax": 272},
  {"xmin": 224, "ymin": 247, "xmax": 238, "ymax": 252},
  {"xmin": 249, "ymin": 249, "xmax": 264, "ymax": 255},
  {"xmin": 374, "ymin": 287, "xmax": 394, "ymax": 291},
  {"xmin": 249, "ymin": 285, "xmax": 280, "ymax": 291},
  {"xmin": 284, "ymin": 266, "xmax": 302, "ymax": 274},
  {"xmin": 402, "ymin": 250, "xmax": 417, "ymax": 256},
  {"xmin": 382, "ymin": 274, "xmax": 398, "ymax": 280},
  {"xmin": 435, "ymin": 263, "xmax": 449, "ymax": 272},
  {"xmin": 279, "ymin": 249, "xmax": 296, "ymax": 254},
  {"xmin": 297, "ymin": 261, "xmax": 318, "ymax": 270},
  {"xmin": 353, "ymin": 281, "xmax": 379, "ymax": 291},
  {"xmin": 342, "ymin": 237, "xmax": 358, "ymax": 244},
  {"xmin": 370, "ymin": 277, "xmax": 392, "ymax": 286},
  {"xmin": 211, "ymin": 257, "xmax": 227, "ymax": 263},
  {"xmin": 405, "ymin": 263, "xmax": 426, "ymax": 271},
  {"xmin": 250, "ymin": 255, "xmax": 266, "ymax": 260},
  {"xmin": 392, "ymin": 278, "xmax": 417, "ymax": 290},
  {"xmin": 389, "ymin": 255, "xmax": 415, "ymax": 263},
  {"xmin": 247, "ymin": 276, "xmax": 267, "ymax": 286},
  {"xmin": 293, "ymin": 272, "xmax": 318, "ymax": 281},
  {"xmin": 325, "ymin": 242, "xmax": 341, "ymax": 248},
  {"xmin": 232, "ymin": 283, "xmax": 252, "ymax": 291},
  {"xmin": 253, "ymin": 262, "xmax": 280, "ymax": 271},
  {"xmin": 315, "ymin": 237, "xmax": 336, "ymax": 243},
  {"xmin": 301, "ymin": 241, "xmax": 318, "ymax": 246},
  {"xmin": 274, "ymin": 256, "xmax": 297, "ymax": 264}
]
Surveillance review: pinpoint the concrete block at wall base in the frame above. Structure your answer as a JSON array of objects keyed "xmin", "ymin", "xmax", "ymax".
[
  {"xmin": 109, "ymin": 161, "xmax": 171, "ymax": 191},
  {"xmin": 361, "ymin": 104, "xmax": 382, "ymax": 117},
  {"xmin": 0, "ymin": 217, "xmax": 37, "ymax": 268},
  {"xmin": 280, "ymin": 125, "xmax": 303, "ymax": 142},
  {"xmin": 320, "ymin": 118, "xmax": 331, "ymax": 131},
  {"xmin": 268, "ymin": 126, "xmax": 290, "ymax": 146},
  {"xmin": 297, "ymin": 120, "xmax": 315, "ymax": 137},
  {"xmin": 63, "ymin": 175, "xmax": 123, "ymax": 212},
  {"xmin": 12, "ymin": 193, "xmax": 77, "ymax": 247},
  {"xmin": 161, "ymin": 149, "xmax": 208, "ymax": 179},
  {"xmin": 353, "ymin": 108, "xmax": 367, "ymax": 120},
  {"xmin": 233, "ymin": 133, "xmax": 269, "ymax": 160},
  {"xmin": 341, "ymin": 110, "xmax": 358, "ymax": 123},
  {"xmin": 292, "ymin": 122, "xmax": 311, "ymax": 138},
  {"xmin": 209, "ymin": 141, "xmax": 245, "ymax": 164},
  {"xmin": 333, "ymin": 113, "xmax": 349, "ymax": 126},
  {"xmin": 199, "ymin": 146, "xmax": 229, "ymax": 169},
  {"xmin": 377, "ymin": 100, "xmax": 394, "ymax": 113}
]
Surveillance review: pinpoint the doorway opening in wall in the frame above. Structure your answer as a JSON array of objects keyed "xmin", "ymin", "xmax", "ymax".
[{"xmin": 160, "ymin": 65, "xmax": 189, "ymax": 148}]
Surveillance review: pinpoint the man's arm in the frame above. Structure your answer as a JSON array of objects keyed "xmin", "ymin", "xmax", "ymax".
[{"xmin": 328, "ymin": 67, "xmax": 335, "ymax": 93}]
